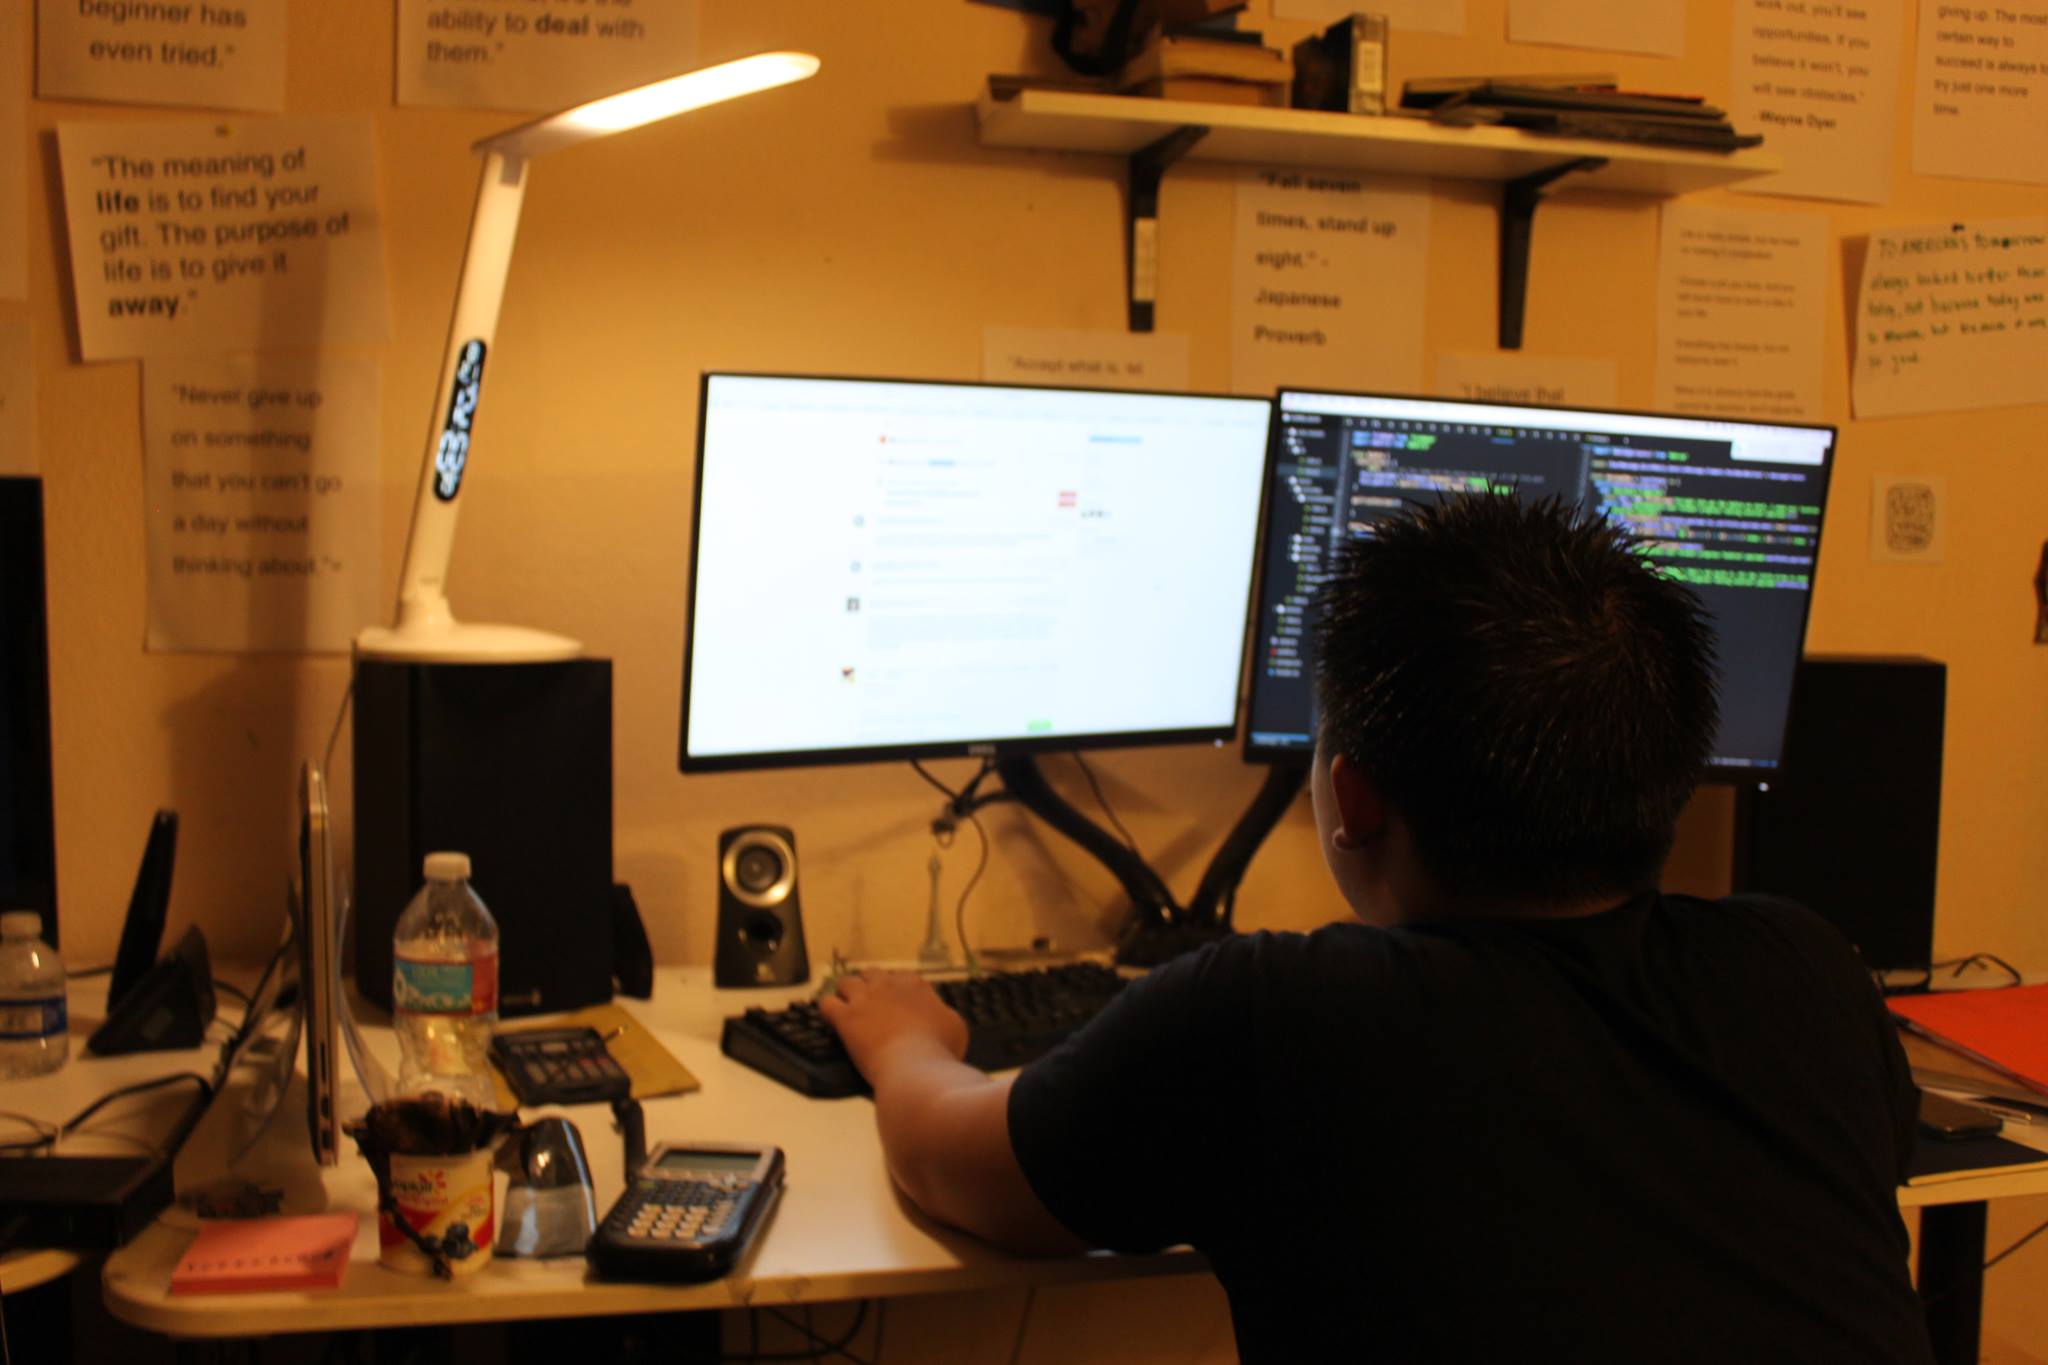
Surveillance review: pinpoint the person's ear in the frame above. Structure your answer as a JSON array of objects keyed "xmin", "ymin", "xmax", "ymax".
[{"xmin": 1327, "ymin": 754, "xmax": 1386, "ymax": 851}]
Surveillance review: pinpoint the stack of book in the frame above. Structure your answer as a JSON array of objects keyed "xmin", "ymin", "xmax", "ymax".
[
  {"xmin": 1120, "ymin": 26, "xmax": 1292, "ymax": 107},
  {"xmin": 1401, "ymin": 74, "xmax": 1762, "ymax": 151}
]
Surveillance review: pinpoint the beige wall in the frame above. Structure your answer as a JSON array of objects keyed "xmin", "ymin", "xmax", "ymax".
[{"xmin": 17, "ymin": 1, "xmax": 2042, "ymax": 975}]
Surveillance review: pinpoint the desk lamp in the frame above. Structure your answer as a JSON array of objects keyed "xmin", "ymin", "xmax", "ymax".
[{"xmin": 357, "ymin": 51, "xmax": 821, "ymax": 663}]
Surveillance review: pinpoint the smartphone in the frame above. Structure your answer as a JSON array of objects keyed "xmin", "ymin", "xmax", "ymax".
[{"xmin": 1917, "ymin": 1089, "xmax": 2002, "ymax": 1141}]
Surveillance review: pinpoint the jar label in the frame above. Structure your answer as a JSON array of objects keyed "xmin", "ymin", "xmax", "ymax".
[
  {"xmin": 0, "ymin": 996, "xmax": 67, "ymax": 1040},
  {"xmin": 394, "ymin": 949, "xmax": 497, "ymax": 1016}
]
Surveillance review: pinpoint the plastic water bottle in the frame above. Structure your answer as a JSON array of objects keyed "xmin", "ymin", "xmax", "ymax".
[
  {"xmin": 392, "ymin": 852, "xmax": 498, "ymax": 1108},
  {"xmin": 0, "ymin": 910, "xmax": 68, "ymax": 1079}
]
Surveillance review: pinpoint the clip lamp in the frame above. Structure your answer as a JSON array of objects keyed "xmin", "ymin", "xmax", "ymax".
[{"xmin": 356, "ymin": 51, "xmax": 821, "ymax": 663}]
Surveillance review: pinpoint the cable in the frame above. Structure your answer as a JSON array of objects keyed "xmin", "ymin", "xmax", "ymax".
[
  {"xmin": 1006, "ymin": 1285, "xmax": 1038, "ymax": 1365},
  {"xmin": 322, "ymin": 677, "xmax": 353, "ymax": 787},
  {"xmin": 678, "ymin": 1301, "xmax": 873, "ymax": 1363},
  {"xmin": 0, "ymin": 1072, "xmax": 212, "ymax": 1154},
  {"xmin": 212, "ymin": 978, "xmax": 252, "ymax": 1007},
  {"xmin": 1071, "ymin": 753, "xmax": 1140, "ymax": 857},
  {"xmin": 953, "ymin": 811, "xmax": 990, "ymax": 976},
  {"xmin": 1984, "ymin": 1214, "xmax": 2048, "ymax": 1272},
  {"xmin": 64, "ymin": 964, "xmax": 111, "ymax": 980}
]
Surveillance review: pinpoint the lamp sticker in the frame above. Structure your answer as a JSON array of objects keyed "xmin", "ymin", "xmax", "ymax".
[
  {"xmin": 54, "ymin": 115, "xmax": 390, "ymax": 362},
  {"xmin": 435, "ymin": 340, "xmax": 486, "ymax": 501}
]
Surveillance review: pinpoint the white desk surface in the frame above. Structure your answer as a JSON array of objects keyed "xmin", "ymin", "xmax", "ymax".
[
  {"xmin": 1, "ymin": 975, "xmax": 241, "ymax": 1294},
  {"xmin": 101, "ymin": 967, "xmax": 1199, "ymax": 1339},
  {"xmin": 94, "ymin": 967, "xmax": 2048, "ymax": 1339}
]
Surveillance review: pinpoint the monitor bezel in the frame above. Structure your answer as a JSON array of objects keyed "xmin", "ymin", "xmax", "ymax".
[
  {"xmin": 1241, "ymin": 387, "xmax": 1838, "ymax": 788},
  {"xmin": 0, "ymin": 477, "xmax": 58, "ymax": 947},
  {"xmin": 677, "ymin": 372, "xmax": 1278, "ymax": 775}
]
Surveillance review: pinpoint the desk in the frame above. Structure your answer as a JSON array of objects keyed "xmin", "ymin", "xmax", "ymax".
[
  {"xmin": 101, "ymin": 969, "xmax": 1202, "ymax": 1339},
  {"xmin": 99, "ymin": 970, "xmax": 2048, "ymax": 1364}
]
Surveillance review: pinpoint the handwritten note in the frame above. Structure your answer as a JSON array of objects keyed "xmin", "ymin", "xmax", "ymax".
[
  {"xmin": 1230, "ymin": 168, "xmax": 1430, "ymax": 399},
  {"xmin": 1912, "ymin": 0, "xmax": 2048, "ymax": 184},
  {"xmin": 1507, "ymin": 0, "xmax": 1685, "ymax": 56},
  {"xmin": 1, "ymin": 3, "xmax": 26, "ymax": 299},
  {"xmin": 36, "ymin": 0, "xmax": 286, "ymax": 113},
  {"xmin": 55, "ymin": 117, "xmax": 389, "ymax": 361},
  {"xmin": 0, "ymin": 322, "xmax": 32, "ymax": 476},
  {"xmin": 1655, "ymin": 203, "xmax": 1828, "ymax": 420},
  {"xmin": 1727, "ymin": 0, "xmax": 1903, "ymax": 203},
  {"xmin": 1433, "ymin": 352, "xmax": 1618, "ymax": 408},
  {"xmin": 1273, "ymin": 0, "xmax": 1465, "ymax": 34},
  {"xmin": 1852, "ymin": 218, "xmax": 2048, "ymax": 417},
  {"xmin": 982, "ymin": 326, "xmax": 1189, "ymax": 391},
  {"xmin": 143, "ymin": 353, "xmax": 381, "ymax": 653},
  {"xmin": 395, "ymin": 0, "xmax": 700, "ymax": 112},
  {"xmin": 1870, "ymin": 475, "xmax": 1947, "ymax": 562}
]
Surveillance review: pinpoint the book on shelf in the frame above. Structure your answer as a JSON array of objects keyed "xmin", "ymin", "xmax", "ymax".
[
  {"xmin": 1891, "ymin": 983, "xmax": 2048, "ymax": 1099},
  {"xmin": 1121, "ymin": 28, "xmax": 1292, "ymax": 89},
  {"xmin": 1127, "ymin": 76, "xmax": 1286, "ymax": 107},
  {"xmin": 169, "ymin": 1211, "xmax": 359, "ymax": 1295}
]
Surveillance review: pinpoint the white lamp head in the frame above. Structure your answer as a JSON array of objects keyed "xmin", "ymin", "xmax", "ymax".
[{"xmin": 357, "ymin": 51, "xmax": 820, "ymax": 664}]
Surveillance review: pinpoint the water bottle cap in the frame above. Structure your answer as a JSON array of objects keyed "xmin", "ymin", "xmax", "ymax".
[
  {"xmin": 423, "ymin": 852, "xmax": 472, "ymax": 881},
  {"xmin": 1, "ymin": 910, "xmax": 43, "ymax": 939}
]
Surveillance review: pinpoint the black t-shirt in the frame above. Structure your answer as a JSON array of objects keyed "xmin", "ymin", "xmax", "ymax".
[{"xmin": 1009, "ymin": 893, "xmax": 1934, "ymax": 1364}]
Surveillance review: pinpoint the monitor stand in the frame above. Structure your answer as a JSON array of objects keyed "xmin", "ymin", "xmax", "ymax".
[{"xmin": 992, "ymin": 756, "xmax": 1308, "ymax": 968}]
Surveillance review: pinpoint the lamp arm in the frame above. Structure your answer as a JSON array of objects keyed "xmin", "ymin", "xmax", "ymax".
[{"xmin": 387, "ymin": 150, "xmax": 529, "ymax": 634}]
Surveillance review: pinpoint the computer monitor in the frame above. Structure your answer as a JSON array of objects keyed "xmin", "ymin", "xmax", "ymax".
[
  {"xmin": 680, "ymin": 374, "xmax": 1274, "ymax": 772},
  {"xmin": 1244, "ymin": 390, "xmax": 1835, "ymax": 781},
  {"xmin": 0, "ymin": 477, "xmax": 58, "ymax": 945}
]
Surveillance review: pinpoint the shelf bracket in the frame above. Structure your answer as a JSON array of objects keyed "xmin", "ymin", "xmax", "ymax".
[
  {"xmin": 1126, "ymin": 125, "xmax": 1208, "ymax": 332},
  {"xmin": 1498, "ymin": 156, "xmax": 1606, "ymax": 350}
]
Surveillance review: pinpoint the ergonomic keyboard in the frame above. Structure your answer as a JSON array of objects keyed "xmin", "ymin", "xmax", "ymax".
[{"xmin": 720, "ymin": 962, "xmax": 1128, "ymax": 1099}]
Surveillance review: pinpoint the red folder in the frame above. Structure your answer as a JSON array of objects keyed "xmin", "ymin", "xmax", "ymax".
[{"xmin": 1890, "ymin": 984, "xmax": 2048, "ymax": 1098}]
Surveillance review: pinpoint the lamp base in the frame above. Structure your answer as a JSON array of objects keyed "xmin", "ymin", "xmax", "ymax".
[{"xmin": 355, "ymin": 620, "xmax": 582, "ymax": 664}]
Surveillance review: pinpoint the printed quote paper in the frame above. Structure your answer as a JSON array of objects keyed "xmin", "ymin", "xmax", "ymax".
[
  {"xmin": 396, "ymin": 0, "xmax": 699, "ymax": 112},
  {"xmin": 56, "ymin": 117, "xmax": 390, "ymax": 361},
  {"xmin": 1230, "ymin": 168, "xmax": 1430, "ymax": 399},
  {"xmin": 143, "ymin": 353, "xmax": 381, "ymax": 653},
  {"xmin": 1727, "ymin": 0, "xmax": 1903, "ymax": 203},
  {"xmin": 1655, "ymin": 203, "xmax": 1828, "ymax": 420},
  {"xmin": 37, "ymin": 0, "xmax": 287, "ymax": 112}
]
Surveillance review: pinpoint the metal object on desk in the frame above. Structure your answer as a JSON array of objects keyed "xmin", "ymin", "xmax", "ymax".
[{"xmin": 495, "ymin": 1117, "xmax": 597, "ymax": 1259}]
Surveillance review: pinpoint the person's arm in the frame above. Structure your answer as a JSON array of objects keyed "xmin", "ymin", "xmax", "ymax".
[{"xmin": 819, "ymin": 970, "xmax": 1088, "ymax": 1255}]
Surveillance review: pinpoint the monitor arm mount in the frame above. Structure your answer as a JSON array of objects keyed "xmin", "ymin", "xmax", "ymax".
[{"xmin": 990, "ymin": 755, "xmax": 1308, "ymax": 967}]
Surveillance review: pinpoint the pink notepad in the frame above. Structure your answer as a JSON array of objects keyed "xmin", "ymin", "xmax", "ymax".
[{"xmin": 170, "ymin": 1212, "xmax": 360, "ymax": 1295}]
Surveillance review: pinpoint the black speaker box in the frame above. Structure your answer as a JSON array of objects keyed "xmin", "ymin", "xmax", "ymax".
[
  {"xmin": 354, "ymin": 659, "xmax": 614, "ymax": 1016},
  {"xmin": 1733, "ymin": 655, "xmax": 1944, "ymax": 971},
  {"xmin": 714, "ymin": 825, "xmax": 810, "ymax": 988}
]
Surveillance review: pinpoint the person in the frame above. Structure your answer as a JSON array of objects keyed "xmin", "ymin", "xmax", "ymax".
[{"xmin": 821, "ymin": 492, "xmax": 1934, "ymax": 1364}]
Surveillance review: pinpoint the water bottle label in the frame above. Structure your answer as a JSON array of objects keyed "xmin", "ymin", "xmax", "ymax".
[
  {"xmin": 394, "ymin": 948, "xmax": 497, "ymax": 1016},
  {"xmin": 0, "ymin": 996, "xmax": 66, "ymax": 1041}
]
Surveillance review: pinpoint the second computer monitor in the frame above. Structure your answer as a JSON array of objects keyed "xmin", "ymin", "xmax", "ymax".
[
  {"xmin": 1245, "ymin": 390, "xmax": 1835, "ymax": 780},
  {"xmin": 681, "ymin": 374, "xmax": 1274, "ymax": 771}
]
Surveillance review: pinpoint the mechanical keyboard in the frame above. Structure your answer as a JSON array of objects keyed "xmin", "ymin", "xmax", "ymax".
[{"xmin": 720, "ymin": 962, "xmax": 1128, "ymax": 1099}]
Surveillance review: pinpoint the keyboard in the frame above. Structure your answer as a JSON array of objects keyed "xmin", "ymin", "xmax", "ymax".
[{"xmin": 721, "ymin": 962, "xmax": 1128, "ymax": 1099}]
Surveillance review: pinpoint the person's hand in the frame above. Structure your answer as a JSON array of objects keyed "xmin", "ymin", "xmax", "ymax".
[{"xmin": 818, "ymin": 970, "xmax": 969, "ymax": 1085}]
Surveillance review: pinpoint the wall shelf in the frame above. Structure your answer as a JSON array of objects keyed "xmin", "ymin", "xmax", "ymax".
[{"xmin": 974, "ymin": 85, "xmax": 1783, "ymax": 344}]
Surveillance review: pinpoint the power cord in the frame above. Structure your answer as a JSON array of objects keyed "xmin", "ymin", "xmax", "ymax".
[
  {"xmin": 1883, "ymin": 952, "xmax": 2024, "ymax": 996},
  {"xmin": 911, "ymin": 760, "xmax": 1013, "ymax": 972},
  {"xmin": 0, "ymin": 1072, "xmax": 211, "ymax": 1155},
  {"xmin": 1071, "ymin": 753, "xmax": 1140, "ymax": 857},
  {"xmin": 1918, "ymin": 1212, "xmax": 2048, "ymax": 1309}
]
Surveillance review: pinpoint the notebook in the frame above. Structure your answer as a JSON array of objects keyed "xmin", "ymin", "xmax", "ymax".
[
  {"xmin": 1889, "ymin": 984, "xmax": 2048, "ymax": 1098},
  {"xmin": 169, "ymin": 1212, "xmax": 359, "ymax": 1294},
  {"xmin": 1906, "ymin": 1132, "xmax": 2048, "ymax": 1186}
]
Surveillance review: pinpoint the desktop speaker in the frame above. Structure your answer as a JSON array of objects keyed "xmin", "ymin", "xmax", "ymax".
[
  {"xmin": 1732, "ymin": 655, "xmax": 1945, "ymax": 972},
  {"xmin": 713, "ymin": 825, "xmax": 810, "ymax": 988},
  {"xmin": 353, "ymin": 659, "xmax": 615, "ymax": 1017}
]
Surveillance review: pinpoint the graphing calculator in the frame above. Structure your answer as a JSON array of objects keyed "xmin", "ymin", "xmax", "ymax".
[
  {"xmin": 490, "ymin": 1025, "xmax": 632, "ymax": 1106},
  {"xmin": 588, "ymin": 1143, "xmax": 785, "ymax": 1282}
]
